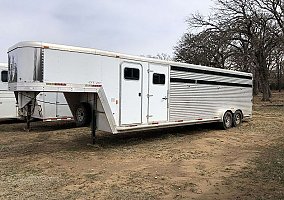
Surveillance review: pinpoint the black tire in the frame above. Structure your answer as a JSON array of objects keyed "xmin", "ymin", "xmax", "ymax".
[
  {"xmin": 221, "ymin": 111, "xmax": 233, "ymax": 130},
  {"xmin": 75, "ymin": 103, "xmax": 91, "ymax": 127},
  {"xmin": 233, "ymin": 110, "xmax": 242, "ymax": 127}
]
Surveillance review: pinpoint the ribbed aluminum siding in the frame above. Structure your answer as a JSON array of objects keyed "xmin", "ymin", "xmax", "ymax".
[{"xmin": 169, "ymin": 68, "xmax": 252, "ymax": 122}]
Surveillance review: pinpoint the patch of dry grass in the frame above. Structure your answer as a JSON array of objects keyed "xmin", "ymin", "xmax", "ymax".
[{"xmin": 0, "ymin": 91, "xmax": 284, "ymax": 200}]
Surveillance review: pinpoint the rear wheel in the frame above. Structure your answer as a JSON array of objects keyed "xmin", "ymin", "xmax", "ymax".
[
  {"xmin": 233, "ymin": 110, "xmax": 242, "ymax": 127},
  {"xmin": 75, "ymin": 103, "xmax": 91, "ymax": 127},
  {"xmin": 221, "ymin": 111, "xmax": 233, "ymax": 130}
]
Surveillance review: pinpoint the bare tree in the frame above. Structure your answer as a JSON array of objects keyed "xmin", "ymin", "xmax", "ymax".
[
  {"xmin": 255, "ymin": 0, "xmax": 284, "ymax": 34},
  {"xmin": 174, "ymin": 0, "xmax": 283, "ymax": 101},
  {"xmin": 269, "ymin": 47, "xmax": 284, "ymax": 91},
  {"xmin": 174, "ymin": 31, "xmax": 230, "ymax": 68}
]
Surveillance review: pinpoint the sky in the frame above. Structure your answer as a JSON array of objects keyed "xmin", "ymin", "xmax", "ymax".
[{"xmin": 0, "ymin": 0, "xmax": 213, "ymax": 62}]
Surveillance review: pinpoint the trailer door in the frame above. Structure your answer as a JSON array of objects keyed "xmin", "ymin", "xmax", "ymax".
[
  {"xmin": 120, "ymin": 62, "xmax": 143, "ymax": 125},
  {"xmin": 148, "ymin": 64, "xmax": 169, "ymax": 122}
]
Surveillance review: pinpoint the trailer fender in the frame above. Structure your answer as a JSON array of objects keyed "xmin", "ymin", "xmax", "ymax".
[{"xmin": 218, "ymin": 107, "xmax": 241, "ymax": 121}]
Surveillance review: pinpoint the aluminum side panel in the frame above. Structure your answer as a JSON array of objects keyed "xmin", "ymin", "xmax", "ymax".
[
  {"xmin": 169, "ymin": 70, "xmax": 253, "ymax": 121},
  {"xmin": 171, "ymin": 71, "xmax": 252, "ymax": 85}
]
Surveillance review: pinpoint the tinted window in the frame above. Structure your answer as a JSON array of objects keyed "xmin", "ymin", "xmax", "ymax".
[
  {"xmin": 124, "ymin": 68, "xmax": 140, "ymax": 80},
  {"xmin": 153, "ymin": 73, "xmax": 165, "ymax": 85},
  {"xmin": 1, "ymin": 70, "xmax": 8, "ymax": 82}
]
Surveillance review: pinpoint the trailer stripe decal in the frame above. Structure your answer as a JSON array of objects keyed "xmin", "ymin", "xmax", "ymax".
[
  {"xmin": 170, "ymin": 78, "xmax": 252, "ymax": 88},
  {"xmin": 171, "ymin": 66, "xmax": 252, "ymax": 80}
]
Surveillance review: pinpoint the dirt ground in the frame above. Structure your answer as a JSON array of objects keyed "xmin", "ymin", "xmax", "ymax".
[{"xmin": 0, "ymin": 92, "xmax": 284, "ymax": 200}]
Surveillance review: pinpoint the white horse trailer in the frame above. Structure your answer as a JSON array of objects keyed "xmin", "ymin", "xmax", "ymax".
[
  {"xmin": 0, "ymin": 63, "xmax": 72, "ymax": 121},
  {"xmin": 0, "ymin": 63, "xmax": 18, "ymax": 119},
  {"xmin": 8, "ymin": 42, "xmax": 252, "ymax": 141}
]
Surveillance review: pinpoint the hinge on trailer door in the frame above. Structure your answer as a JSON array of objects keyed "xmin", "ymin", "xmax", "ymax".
[
  {"xmin": 147, "ymin": 94, "xmax": 153, "ymax": 98},
  {"xmin": 147, "ymin": 69, "xmax": 154, "ymax": 73}
]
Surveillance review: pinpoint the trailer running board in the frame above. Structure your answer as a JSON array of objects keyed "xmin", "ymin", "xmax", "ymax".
[{"xmin": 116, "ymin": 119, "xmax": 221, "ymax": 133}]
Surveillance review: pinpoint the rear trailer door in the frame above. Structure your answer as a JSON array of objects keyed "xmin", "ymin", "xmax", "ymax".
[{"xmin": 148, "ymin": 64, "xmax": 169, "ymax": 123}]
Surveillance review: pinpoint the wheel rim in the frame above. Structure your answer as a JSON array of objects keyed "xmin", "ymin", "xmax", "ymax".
[
  {"xmin": 235, "ymin": 114, "xmax": 241, "ymax": 125},
  {"xmin": 76, "ymin": 107, "xmax": 85, "ymax": 122},
  {"xmin": 225, "ymin": 113, "xmax": 232, "ymax": 128}
]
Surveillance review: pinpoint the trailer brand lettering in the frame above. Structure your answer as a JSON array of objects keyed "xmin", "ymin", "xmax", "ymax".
[{"xmin": 46, "ymin": 83, "xmax": 67, "ymax": 86}]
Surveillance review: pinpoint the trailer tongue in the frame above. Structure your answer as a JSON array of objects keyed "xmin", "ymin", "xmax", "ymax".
[{"xmin": 8, "ymin": 42, "xmax": 253, "ymax": 143}]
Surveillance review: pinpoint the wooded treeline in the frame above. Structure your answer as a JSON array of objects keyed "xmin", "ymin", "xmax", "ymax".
[{"xmin": 174, "ymin": 0, "xmax": 284, "ymax": 101}]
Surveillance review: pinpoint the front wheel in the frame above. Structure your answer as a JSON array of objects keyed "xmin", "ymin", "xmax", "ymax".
[
  {"xmin": 221, "ymin": 111, "xmax": 233, "ymax": 130},
  {"xmin": 75, "ymin": 103, "xmax": 91, "ymax": 127}
]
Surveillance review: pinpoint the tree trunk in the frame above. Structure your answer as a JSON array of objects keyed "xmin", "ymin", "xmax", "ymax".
[
  {"xmin": 254, "ymin": 46, "xmax": 271, "ymax": 101},
  {"xmin": 253, "ymin": 70, "xmax": 260, "ymax": 96},
  {"xmin": 253, "ymin": 80, "xmax": 259, "ymax": 96},
  {"xmin": 278, "ymin": 64, "xmax": 282, "ymax": 92},
  {"xmin": 259, "ymin": 66, "xmax": 271, "ymax": 101}
]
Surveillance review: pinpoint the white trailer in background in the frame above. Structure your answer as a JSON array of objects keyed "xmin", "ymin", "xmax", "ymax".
[
  {"xmin": 0, "ymin": 63, "xmax": 18, "ymax": 119},
  {"xmin": 8, "ymin": 42, "xmax": 252, "ymax": 142},
  {"xmin": 0, "ymin": 63, "xmax": 72, "ymax": 121}
]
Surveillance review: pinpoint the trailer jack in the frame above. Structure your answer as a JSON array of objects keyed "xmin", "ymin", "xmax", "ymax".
[
  {"xmin": 91, "ymin": 93, "xmax": 97, "ymax": 144},
  {"xmin": 25, "ymin": 102, "xmax": 32, "ymax": 131},
  {"xmin": 91, "ymin": 109, "xmax": 96, "ymax": 144}
]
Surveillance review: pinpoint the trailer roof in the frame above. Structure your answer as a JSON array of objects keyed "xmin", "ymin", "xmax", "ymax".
[{"xmin": 8, "ymin": 41, "xmax": 252, "ymax": 77}]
